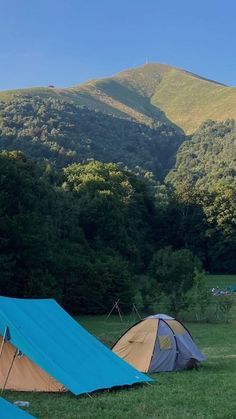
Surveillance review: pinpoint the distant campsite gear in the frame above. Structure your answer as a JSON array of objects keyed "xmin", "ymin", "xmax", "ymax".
[
  {"xmin": 112, "ymin": 314, "xmax": 206, "ymax": 372},
  {"xmin": 0, "ymin": 296, "xmax": 152, "ymax": 395},
  {"xmin": 106, "ymin": 299, "xmax": 123, "ymax": 321},
  {"xmin": 106, "ymin": 300, "xmax": 142, "ymax": 323},
  {"xmin": 14, "ymin": 401, "xmax": 30, "ymax": 408},
  {"xmin": 228, "ymin": 284, "xmax": 236, "ymax": 293}
]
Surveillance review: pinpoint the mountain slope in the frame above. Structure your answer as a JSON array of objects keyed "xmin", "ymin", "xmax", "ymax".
[
  {"xmin": 165, "ymin": 119, "xmax": 236, "ymax": 272},
  {"xmin": 0, "ymin": 96, "xmax": 184, "ymax": 180},
  {"xmin": 1, "ymin": 63, "xmax": 236, "ymax": 133},
  {"xmin": 151, "ymin": 68, "xmax": 236, "ymax": 134},
  {"xmin": 166, "ymin": 119, "xmax": 236, "ymax": 188}
]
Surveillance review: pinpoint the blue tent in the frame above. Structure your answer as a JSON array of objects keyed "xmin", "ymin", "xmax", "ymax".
[
  {"xmin": 0, "ymin": 297, "xmax": 152, "ymax": 395},
  {"xmin": 0, "ymin": 397, "xmax": 36, "ymax": 418}
]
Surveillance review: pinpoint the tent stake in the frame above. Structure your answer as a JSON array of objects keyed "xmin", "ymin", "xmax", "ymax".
[{"xmin": 145, "ymin": 381, "xmax": 153, "ymax": 386}]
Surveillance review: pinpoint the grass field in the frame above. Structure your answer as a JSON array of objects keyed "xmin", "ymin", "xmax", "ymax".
[
  {"xmin": 4, "ymin": 275, "xmax": 236, "ymax": 419},
  {"xmin": 207, "ymin": 274, "xmax": 236, "ymax": 290}
]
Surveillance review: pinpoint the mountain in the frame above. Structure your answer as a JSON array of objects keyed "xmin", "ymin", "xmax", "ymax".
[{"xmin": 1, "ymin": 63, "xmax": 236, "ymax": 133}]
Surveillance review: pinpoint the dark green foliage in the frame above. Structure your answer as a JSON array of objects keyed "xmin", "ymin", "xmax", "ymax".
[
  {"xmin": 0, "ymin": 96, "xmax": 184, "ymax": 181},
  {"xmin": 149, "ymin": 247, "xmax": 201, "ymax": 315},
  {"xmin": 166, "ymin": 120, "xmax": 236, "ymax": 272},
  {"xmin": 188, "ymin": 270, "xmax": 212, "ymax": 321},
  {"xmin": 0, "ymin": 153, "xmax": 157, "ymax": 313},
  {"xmin": 0, "ymin": 151, "xmax": 60, "ymax": 297},
  {"xmin": 65, "ymin": 253, "xmax": 134, "ymax": 314},
  {"xmin": 215, "ymin": 295, "xmax": 236, "ymax": 322},
  {"xmin": 63, "ymin": 161, "xmax": 157, "ymax": 271}
]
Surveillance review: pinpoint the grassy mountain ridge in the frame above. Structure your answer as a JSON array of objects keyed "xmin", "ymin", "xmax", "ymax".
[
  {"xmin": 1, "ymin": 63, "xmax": 235, "ymax": 133},
  {"xmin": 151, "ymin": 69, "xmax": 236, "ymax": 133}
]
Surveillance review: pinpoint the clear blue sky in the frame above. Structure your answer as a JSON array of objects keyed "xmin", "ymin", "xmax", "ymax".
[{"xmin": 1, "ymin": 0, "xmax": 236, "ymax": 90}]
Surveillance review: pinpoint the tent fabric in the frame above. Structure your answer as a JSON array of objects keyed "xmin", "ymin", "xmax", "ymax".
[
  {"xmin": 0, "ymin": 297, "xmax": 152, "ymax": 395},
  {"xmin": 165, "ymin": 320, "xmax": 186, "ymax": 336},
  {"xmin": 112, "ymin": 314, "xmax": 206, "ymax": 373},
  {"xmin": 147, "ymin": 314, "xmax": 174, "ymax": 320},
  {"xmin": 0, "ymin": 337, "xmax": 65, "ymax": 392},
  {"xmin": 110, "ymin": 319, "xmax": 158, "ymax": 372},
  {"xmin": 0, "ymin": 397, "xmax": 36, "ymax": 418},
  {"xmin": 149, "ymin": 320, "xmax": 176, "ymax": 372}
]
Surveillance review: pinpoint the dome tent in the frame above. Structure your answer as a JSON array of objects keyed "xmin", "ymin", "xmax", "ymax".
[{"xmin": 112, "ymin": 314, "xmax": 206, "ymax": 372}]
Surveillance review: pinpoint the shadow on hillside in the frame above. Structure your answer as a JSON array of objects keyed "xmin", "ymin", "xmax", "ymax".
[{"xmin": 90, "ymin": 79, "xmax": 185, "ymax": 134}]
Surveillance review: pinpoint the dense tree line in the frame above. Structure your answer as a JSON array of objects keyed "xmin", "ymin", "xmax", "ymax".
[{"xmin": 0, "ymin": 152, "xmax": 158, "ymax": 313}]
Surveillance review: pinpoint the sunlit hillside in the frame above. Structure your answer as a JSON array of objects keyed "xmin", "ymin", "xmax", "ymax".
[{"xmin": 1, "ymin": 63, "xmax": 236, "ymax": 133}]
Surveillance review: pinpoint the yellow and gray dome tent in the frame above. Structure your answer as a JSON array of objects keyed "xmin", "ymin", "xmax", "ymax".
[{"xmin": 112, "ymin": 314, "xmax": 206, "ymax": 372}]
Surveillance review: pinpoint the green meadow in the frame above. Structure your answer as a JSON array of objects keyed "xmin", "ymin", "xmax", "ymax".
[{"xmin": 4, "ymin": 275, "xmax": 236, "ymax": 419}]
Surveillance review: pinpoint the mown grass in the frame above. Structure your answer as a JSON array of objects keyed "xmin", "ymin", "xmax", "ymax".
[
  {"xmin": 3, "ymin": 275, "xmax": 236, "ymax": 418},
  {"xmin": 207, "ymin": 274, "xmax": 236, "ymax": 290},
  {"xmin": 4, "ymin": 309, "xmax": 236, "ymax": 419}
]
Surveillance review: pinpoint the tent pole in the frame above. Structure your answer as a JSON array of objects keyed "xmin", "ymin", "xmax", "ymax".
[
  {"xmin": 1, "ymin": 348, "xmax": 17, "ymax": 394},
  {"xmin": 116, "ymin": 301, "xmax": 123, "ymax": 321},
  {"xmin": 105, "ymin": 302, "xmax": 116, "ymax": 320},
  {"xmin": 106, "ymin": 299, "xmax": 120, "ymax": 320},
  {"xmin": 133, "ymin": 304, "xmax": 142, "ymax": 320},
  {"xmin": 0, "ymin": 327, "xmax": 7, "ymax": 361}
]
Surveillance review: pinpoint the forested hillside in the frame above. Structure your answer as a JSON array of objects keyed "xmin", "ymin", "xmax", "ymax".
[
  {"xmin": 167, "ymin": 120, "xmax": 236, "ymax": 272},
  {"xmin": 0, "ymin": 96, "xmax": 184, "ymax": 180}
]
